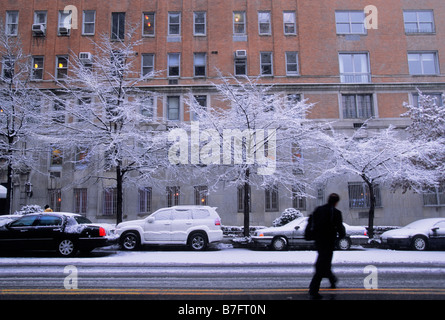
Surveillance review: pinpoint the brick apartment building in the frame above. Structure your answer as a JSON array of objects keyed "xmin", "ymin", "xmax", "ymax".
[{"xmin": 1, "ymin": 0, "xmax": 445, "ymax": 227}]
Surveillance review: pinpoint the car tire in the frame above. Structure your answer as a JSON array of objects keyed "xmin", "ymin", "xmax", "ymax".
[
  {"xmin": 188, "ymin": 232, "xmax": 208, "ymax": 251},
  {"xmin": 57, "ymin": 239, "xmax": 77, "ymax": 257},
  {"xmin": 411, "ymin": 235, "xmax": 428, "ymax": 251},
  {"xmin": 271, "ymin": 237, "xmax": 287, "ymax": 251},
  {"xmin": 336, "ymin": 237, "xmax": 351, "ymax": 250},
  {"xmin": 120, "ymin": 231, "xmax": 140, "ymax": 251}
]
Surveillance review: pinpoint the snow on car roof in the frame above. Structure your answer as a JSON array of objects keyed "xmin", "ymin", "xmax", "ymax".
[{"xmin": 404, "ymin": 218, "xmax": 445, "ymax": 229}]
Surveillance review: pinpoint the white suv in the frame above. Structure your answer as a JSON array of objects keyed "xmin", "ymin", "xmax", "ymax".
[{"xmin": 116, "ymin": 206, "xmax": 223, "ymax": 251}]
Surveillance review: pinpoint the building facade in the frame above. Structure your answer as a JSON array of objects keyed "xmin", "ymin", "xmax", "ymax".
[{"xmin": 1, "ymin": 0, "xmax": 445, "ymax": 227}]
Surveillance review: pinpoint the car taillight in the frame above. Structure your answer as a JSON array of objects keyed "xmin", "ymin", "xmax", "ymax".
[
  {"xmin": 215, "ymin": 219, "xmax": 221, "ymax": 226},
  {"xmin": 99, "ymin": 227, "xmax": 106, "ymax": 237},
  {"xmin": 364, "ymin": 230, "xmax": 368, "ymax": 236}
]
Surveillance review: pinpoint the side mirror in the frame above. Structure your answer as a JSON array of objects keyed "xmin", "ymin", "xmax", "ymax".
[
  {"xmin": 294, "ymin": 226, "xmax": 300, "ymax": 230},
  {"xmin": 146, "ymin": 217, "xmax": 154, "ymax": 223},
  {"xmin": 431, "ymin": 227, "xmax": 439, "ymax": 232}
]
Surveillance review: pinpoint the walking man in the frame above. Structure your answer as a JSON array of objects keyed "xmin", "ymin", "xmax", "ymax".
[{"xmin": 308, "ymin": 193, "xmax": 346, "ymax": 299}]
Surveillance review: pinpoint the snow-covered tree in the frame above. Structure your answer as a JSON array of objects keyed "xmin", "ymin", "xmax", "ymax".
[
  {"xmin": 314, "ymin": 122, "xmax": 436, "ymax": 238},
  {"xmin": 397, "ymin": 91, "xmax": 445, "ymax": 191},
  {"xmin": 0, "ymin": 22, "xmax": 44, "ymax": 213},
  {"xmin": 174, "ymin": 73, "xmax": 328, "ymax": 236},
  {"xmin": 41, "ymin": 24, "xmax": 172, "ymax": 224}
]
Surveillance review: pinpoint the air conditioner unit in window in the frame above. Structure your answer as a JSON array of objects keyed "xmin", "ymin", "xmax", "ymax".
[
  {"xmin": 79, "ymin": 52, "xmax": 93, "ymax": 64},
  {"xmin": 235, "ymin": 50, "xmax": 247, "ymax": 58},
  {"xmin": 58, "ymin": 27, "xmax": 70, "ymax": 35},
  {"xmin": 32, "ymin": 24, "xmax": 46, "ymax": 36}
]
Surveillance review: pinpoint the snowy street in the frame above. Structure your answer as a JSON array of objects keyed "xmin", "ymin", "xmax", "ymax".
[{"xmin": 1, "ymin": 246, "xmax": 445, "ymax": 300}]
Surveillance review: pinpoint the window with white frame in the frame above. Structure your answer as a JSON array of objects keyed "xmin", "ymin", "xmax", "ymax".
[
  {"xmin": 142, "ymin": 53, "xmax": 154, "ymax": 76},
  {"xmin": 235, "ymin": 56, "xmax": 247, "ymax": 76},
  {"xmin": 168, "ymin": 12, "xmax": 181, "ymax": 35},
  {"xmin": 283, "ymin": 11, "xmax": 296, "ymax": 35},
  {"xmin": 58, "ymin": 10, "xmax": 72, "ymax": 36},
  {"xmin": 408, "ymin": 52, "xmax": 439, "ymax": 75},
  {"xmin": 404, "ymin": 10, "xmax": 435, "ymax": 34},
  {"xmin": 194, "ymin": 12, "xmax": 206, "ymax": 36},
  {"xmin": 258, "ymin": 11, "xmax": 271, "ymax": 35},
  {"xmin": 168, "ymin": 53, "xmax": 180, "ymax": 77},
  {"xmin": 194, "ymin": 53, "xmax": 206, "ymax": 77},
  {"xmin": 139, "ymin": 95, "xmax": 154, "ymax": 120},
  {"xmin": 34, "ymin": 11, "xmax": 47, "ymax": 28},
  {"xmin": 166, "ymin": 96, "xmax": 180, "ymax": 121},
  {"xmin": 260, "ymin": 52, "xmax": 273, "ymax": 76},
  {"xmin": 111, "ymin": 12, "xmax": 125, "ymax": 40},
  {"xmin": 342, "ymin": 94, "xmax": 374, "ymax": 119},
  {"xmin": 285, "ymin": 52, "xmax": 299, "ymax": 75},
  {"xmin": 6, "ymin": 11, "xmax": 19, "ymax": 36},
  {"xmin": 139, "ymin": 187, "xmax": 152, "ymax": 214},
  {"xmin": 56, "ymin": 56, "xmax": 68, "ymax": 80},
  {"xmin": 142, "ymin": 12, "xmax": 155, "ymax": 36},
  {"xmin": 192, "ymin": 95, "xmax": 207, "ymax": 121},
  {"xmin": 32, "ymin": 56, "xmax": 44, "ymax": 80},
  {"xmin": 339, "ymin": 53, "xmax": 370, "ymax": 83},
  {"xmin": 82, "ymin": 10, "xmax": 96, "ymax": 35},
  {"xmin": 335, "ymin": 11, "xmax": 366, "ymax": 34},
  {"xmin": 233, "ymin": 11, "xmax": 246, "ymax": 34}
]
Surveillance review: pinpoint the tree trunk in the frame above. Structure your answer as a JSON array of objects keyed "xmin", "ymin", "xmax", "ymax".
[
  {"xmin": 116, "ymin": 164, "xmax": 123, "ymax": 225},
  {"xmin": 366, "ymin": 180, "xmax": 376, "ymax": 239},
  {"xmin": 243, "ymin": 168, "xmax": 250, "ymax": 237}
]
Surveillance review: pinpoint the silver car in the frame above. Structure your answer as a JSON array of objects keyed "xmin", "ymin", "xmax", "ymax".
[
  {"xmin": 381, "ymin": 218, "xmax": 445, "ymax": 251},
  {"xmin": 252, "ymin": 217, "xmax": 368, "ymax": 251}
]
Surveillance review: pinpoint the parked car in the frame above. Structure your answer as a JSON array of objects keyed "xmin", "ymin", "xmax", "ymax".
[
  {"xmin": 380, "ymin": 218, "xmax": 445, "ymax": 251},
  {"xmin": 116, "ymin": 205, "xmax": 223, "ymax": 251},
  {"xmin": 0, "ymin": 212, "xmax": 118, "ymax": 257},
  {"xmin": 252, "ymin": 217, "xmax": 368, "ymax": 251}
]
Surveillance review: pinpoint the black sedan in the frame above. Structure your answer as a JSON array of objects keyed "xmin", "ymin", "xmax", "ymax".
[{"xmin": 0, "ymin": 212, "xmax": 118, "ymax": 256}]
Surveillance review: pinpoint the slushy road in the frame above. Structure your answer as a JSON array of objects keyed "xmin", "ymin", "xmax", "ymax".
[{"xmin": 0, "ymin": 247, "xmax": 444, "ymax": 300}]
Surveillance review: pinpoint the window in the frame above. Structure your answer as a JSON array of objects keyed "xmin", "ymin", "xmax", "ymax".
[
  {"xmin": 139, "ymin": 95, "xmax": 154, "ymax": 120},
  {"xmin": 260, "ymin": 52, "xmax": 273, "ymax": 76},
  {"xmin": 265, "ymin": 186, "xmax": 279, "ymax": 211},
  {"xmin": 58, "ymin": 10, "xmax": 71, "ymax": 35},
  {"xmin": 412, "ymin": 92, "xmax": 443, "ymax": 107},
  {"xmin": 32, "ymin": 56, "xmax": 44, "ymax": 80},
  {"xmin": 258, "ymin": 11, "xmax": 271, "ymax": 35},
  {"xmin": 335, "ymin": 11, "xmax": 366, "ymax": 34},
  {"xmin": 194, "ymin": 186, "xmax": 208, "ymax": 205},
  {"xmin": 53, "ymin": 98, "xmax": 66, "ymax": 123},
  {"xmin": 167, "ymin": 96, "xmax": 180, "ymax": 121},
  {"xmin": 139, "ymin": 187, "xmax": 152, "ymax": 214},
  {"xmin": 404, "ymin": 10, "xmax": 435, "ymax": 34},
  {"xmin": 235, "ymin": 56, "xmax": 247, "ymax": 76},
  {"xmin": 142, "ymin": 54, "xmax": 154, "ymax": 76},
  {"xmin": 342, "ymin": 94, "xmax": 374, "ymax": 119},
  {"xmin": 168, "ymin": 12, "xmax": 181, "ymax": 36},
  {"xmin": 339, "ymin": 53, "xmax": 370, "ymax": 83},
  {"xmin": 2, "ymin": 56, "xmax": 14, "ymax": 80},
  {"xmin": 34, "ymin": 11, "xmax": 47, "ymax": 28},
  {"xmin": 194, "ymin": 12, "xmax": 206, "ymax": 36},
  {"xmin": 82, "ymin": 10, "xmax": 96, "ymax": 35},
  {"xmin": 111, "ymin": 12, "xmax": 125, "ymax": 40},
  {"xmin": 142, "ymin": 12, "xmax": 155, "ymax": 36},
  {"xmin": 233, "ymin": 11, "xmax": 246, "ymax": 34},
  {"xmin": 166, "ymin": 186, "xmax": 180, "ymax": 207},
  {"xmin": 283, "ymin": 11, "xmax": 296, "ymax": 35},
  {"xmin": 194, "ymin": 53, "xmax": 206, "ymax": 77},
  {"xmin": 292, "ymin": 187, "xmax": 306, "ymax": 210},
  {"xmin": 285, "ymin": 52, "xmax": 299, "ymax": 75},
  {"xmin": 237, "ymin": 185, "xmax": 251, "ymax": 212},
  {"xmin": 74, "ymin": 188, "xmax": 88, "ymax": 214},
  {"xmin": 6, "ymin": 11, "xmax": 19, "ymax": 36},
  {"xmin": 192, "ymin": 95, "xmax": 207, "ymax": 121},
  {"xmin": 103, "ymin": 188, "xmax": 117, "ymax": 216},
  {"xmin": 168, "ymin": 53, "xmax": 180, "ymax": 77},
  {"xmin": 348, "ymin": 182, "xmax": 381, "ymax": 209},
  {"xmin": 50, "ymin": 146, "xmax": 63, "ymax": 166},
  {"xmin": 408, "ymin": 52, "xmax": 439, "ymax": 75},
  {"xmin": 56, "ymin": 56, "xmax": 68, "ymax": 80},
  {"xmin": 423, "ymin": 186, "xmax": 445, "ymax": 206},
  {"xmin": 48, "ymin": 189, "xmax": 62, "ymax": 212},
  {"xmin": 38, "ymin": 215, "xmax": 63, "ymax": 226}
]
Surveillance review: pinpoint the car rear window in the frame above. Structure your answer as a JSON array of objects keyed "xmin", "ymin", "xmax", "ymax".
[
  {"xmin": 192, "ymin": 209, "xmax": 210, "ymax": 219},
  {"xmin": 37, "ymin": 215, "xmax": 63, "ymax": 226},
  {"xmin": 74, "ymin": 216, "xmax": 93, "ymax": 224}
]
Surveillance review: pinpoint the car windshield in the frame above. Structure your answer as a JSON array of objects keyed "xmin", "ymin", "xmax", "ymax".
[{"xmin": 73, "ymin": 216, "xmax": 93, "ymax": 224}]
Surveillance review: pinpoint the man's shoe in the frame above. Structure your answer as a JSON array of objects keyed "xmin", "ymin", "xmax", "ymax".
[
  {"xmin": 330, "ymin": 276, "xmax": 338, "ymax": 289},
  {"xmin": 308, "ymin": 291, "xmax": 323, "ymax": 300}
]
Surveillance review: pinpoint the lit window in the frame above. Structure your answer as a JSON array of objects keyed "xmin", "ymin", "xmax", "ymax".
[
  {"xmin": 233, "ymin": 11, "xmax": 246, "ymax": 34},
  {"xmin": 142, "ymin": 12, "xmax": 155, "ymax": 36}
]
